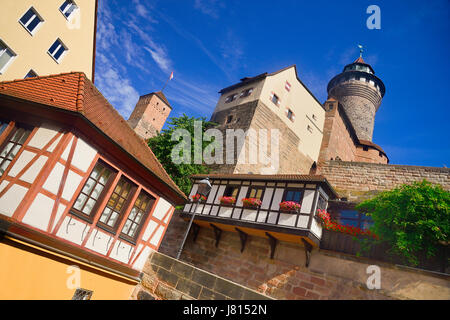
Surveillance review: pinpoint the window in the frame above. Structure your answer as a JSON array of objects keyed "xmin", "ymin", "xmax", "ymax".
[
  {"xmin": 225, "ymin": 115, "xmax": 233, "ymax": 124},
  {"xmin": 19, "ymin": 7, "xmax": 43, "ymax": 35},
  {"xmin": 24, "ymin": 69, "xmax": 37, "ymax": 78},
  {"xmin": 0, "ymin": 121, "xmax": 9, "ymax": 136},
  {"xmin": 225, "ymin": 93, "xmax": 238, "ymax": 103},
  {"xmin": 97, "ymin": 177, "xmax": 137, "ymax": 233},
  {"xmin": 363, "ymin": 146, "xmax": 369, "ymax": 151},
  {"xmin": 71, "ymin": 161, "xmax": 115, "ymax": 221},
  {"xmin": 331, "ymin": 210, "xmax": 373, "ymax": 230},
  {"xmin": 283, "ymin": 189, "xmax": 303, "ymax": 203},
  {"xmin": 271, "ymin": 93, "xmax": 279, "ymax": 106},
  {"xmin": 0, "ymin": 126, "xmax": 32, "ymax": 177},
  {"xmin": 285, "ymin": 81, "xmax": 291, "ymax": 92},
  {"xmin": 0, "ymin": 40, "xmax": 16, "ymax": 74},
  {"xmin": 317, "ymin": 194, "xmax": 328, "ymax": 211},
  {"xmin": 307, "ymin": 125, "xmax": 313, "ymax": 133},
  {"xmin": 287, "ymin": 109, "xmax": 294, "ymax": 121},
  {"xmin": 120, "ymin": 191, "xmax": 155, "ymax": 242},
  {"xmin": 223, "ymin": 186, "xmax": 240, "ymax": 198},
  {"xmin": 60, "ymin": 0, "xmax": 78, "ymax": 19},
  {"xmin": 246, "ymin": 186, "xmax": 264, "ymax": 200},
  {"xmin": 72, "ymin": 288, "xmax": 93, "ymax": 300},
  {"xmin": 312, "ymin": 114, "xmax": 317, "ymax": 121},
  {"xmin": 48, "ymin": 39, "xmax": 68, "ymax": 63},
  {"xmin": 240, "ymin": 88, "xmax": 253, "ymax": 98}
]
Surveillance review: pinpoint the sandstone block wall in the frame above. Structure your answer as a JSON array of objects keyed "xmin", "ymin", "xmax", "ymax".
[
  {"xmin": 131, "ymin": 250, "xmax": 271, "ymax": 300},
  {"xmin": 159, "ymin": 214, "xmax": 450, "ymax": 300},
  {"xmin": 318, "ymin": 160, "xmax": 450, "ymax": 201}
]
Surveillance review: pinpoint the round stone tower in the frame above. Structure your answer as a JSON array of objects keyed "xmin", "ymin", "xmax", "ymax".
[{"xmin": 327, "ymin": 56, "xmax": 385, "ymax": 141}]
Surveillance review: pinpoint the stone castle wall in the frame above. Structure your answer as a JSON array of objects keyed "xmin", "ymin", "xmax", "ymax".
[
  {"xmin": 159, "ymin": 213, "xmax": 450, "ymax": 300},
  {"xmin": 317, "ymin": 160, "xmax": 450, "ymax": 201},
  {"xmin": 209, "ymin": 100, "xmax": 314, "ymax": 175}
]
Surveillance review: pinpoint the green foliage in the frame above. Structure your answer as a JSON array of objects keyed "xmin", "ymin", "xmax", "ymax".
[
  {"xmin": 356, "ymin": 180, "xmax": 450, "ymax": 265},
  {"xmin": 147, "ymin": 114, "xmax": 217, "ymax": 196}
]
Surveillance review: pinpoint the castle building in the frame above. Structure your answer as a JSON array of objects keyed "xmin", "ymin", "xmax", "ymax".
[
  {"xmin": 0, "ymin": 72, "xmax": 186, "ymax": 299},
  {"xmin": 127, "ymin": 91, "xmax": 172, "ymax": 140},
  {"xmin": 0, "ymin": 0, "xmax": 98, "ymax": 82},
  {"xmin": 317, "ymin": 56, "xmax": 388, "ymax": 165},
  {"xmin": 209, "ymin": 65, "xmax": 325, "ymax": 175}
]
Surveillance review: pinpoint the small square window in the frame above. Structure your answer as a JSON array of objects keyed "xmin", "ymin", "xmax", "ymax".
[
  {"xmin": 287, "ymin": 109, "xmax": 294, "ymax": 121},
  {"xmin": 307, "ymin": 125, "xmax": 313, "ymax": 133},
  {"xmin": 0, "ymin": 40, "xmax": 16, "ymax": 74},
  {"xmin": 226, "ymin": 115, "xmax": 233, "ymax": 124},
  {"xmin": 271, "ymin": 93, "xmax": 279, "ymax": 106},
  {"xmin": 25, "ymin": 69, "xmax": 38, "ymax": 78},
  {"xmin": 285, "ymin": 81, "xmax": 291, "ymax": 91},
  {"xmin": 19, "ymin": 7, "xmax": 43, "ymax": 35},
  {"xmin": 48, "ymin": 39, "xmax": 68, "ymax": 63},
  {"xmin": 60, "ymin": 0, "xmax": 78, "ymax": 19},
  {"xmin": 240, "ymin": 88, "xmax": 253, "ymax": 98},
  {"xmin": 225, "ymin": 93, "xmax": 238, "ymax": 103},
  {"xmin": 72, "ymin": 288, "xmax": 93, "ymax": 300}
]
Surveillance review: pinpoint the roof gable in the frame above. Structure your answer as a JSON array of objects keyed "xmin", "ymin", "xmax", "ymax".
[{"xmin": 0, "ymin": 72, "xmax": 186, "ymax": 203}]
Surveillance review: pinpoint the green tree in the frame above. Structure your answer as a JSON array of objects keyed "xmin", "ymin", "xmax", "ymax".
[
  {"xmin": 147, "ymin": 114, "xmax": 217, "ymax": 196},
  {"xmin": 356, "ymin": 180, "xmax": 449, "ymax": 265}
]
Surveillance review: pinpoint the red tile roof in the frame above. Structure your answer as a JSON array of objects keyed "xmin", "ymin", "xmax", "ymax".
[
  {"xmin": 354, "ymin": 56, "xmax": 366, "ymax": 64},
  {"xmin": 0, "ymin": 72, "xmax": 187, "ymax": 202}
]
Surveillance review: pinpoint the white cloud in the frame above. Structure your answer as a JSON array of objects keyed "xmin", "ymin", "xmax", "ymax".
[{"xmin": 194, "ymin": 0, "xmax": 225, "ymax": 19}]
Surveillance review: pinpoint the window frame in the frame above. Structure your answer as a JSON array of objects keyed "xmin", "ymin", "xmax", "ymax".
[
  {"xmin": 96, "ymin": 175, "xmax": 138, "ymax": 234},
  {"xmin": 18, "ymin": 6, "xmax": 44, "ymax": 36},
  {"xmin": 59, "ymin": 0, "xmax": 78, "ymax": 20},
  {"xmin": 240, "ymin": 88, "xmax": 253, "ymax": 98},
  {"xmin": 0, "ymin": 39, "xmax": 17, "ymax": 74},
  {"xmin": 69, "ymin": 160, "xmax": 118, "ymax": 224},
  {"xmin": 47, "ymin": 38, "xmax": 68, "ymax": 63},
  {"xmin": 119, "ymin": 190, "xmax": 155, "ymax": 244},
  {"xmin": 0, "ymin": 124, "xmax": 33, "ymax": 178},
  {"xmin": 281, "ymin": 188, "xmax": 304, "ymax": 205},
  {"xmin": 271, "ymin": 93, "xmax": 280, "ymax": 106},
  {"xmin": 245, "ymin": 186, "xmax": 265, "ymax": 201},
  {"xmin": 24, "ymin": 69, "xmax": 38, "ymax": 79},
  {"xmin": 223, "ymin": 185, "xmax": 240, "ymax": 198}
]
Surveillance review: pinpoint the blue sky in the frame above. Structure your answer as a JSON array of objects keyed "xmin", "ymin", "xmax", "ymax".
[{"xmin": 95, "ymin": 0, "xmax": 450, "ymax": 167}]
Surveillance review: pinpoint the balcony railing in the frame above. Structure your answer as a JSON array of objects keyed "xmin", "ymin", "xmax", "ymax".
[{"xmin": 182, "ymin": 200, "xmax": 323, "ymax": 244}]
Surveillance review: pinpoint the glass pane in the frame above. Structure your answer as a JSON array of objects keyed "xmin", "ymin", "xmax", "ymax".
[
  {"xmin": 0, "ymin": 159, "xmax": 11, "ymax": 175},
  {"xmin": 293, "ymin": 192, "xmax": 302, "ymax": 202},
  {"xmin": 54, "ymin": 45, "xmax": 65, "ymax": 60},
  {"xmin": 90, "ymin": 165, "xmax": 102, "ymax": 180},
  {"xmin": 7, "ymin": 144, "xmax": 21, "ymax": 160},
  {"xmin": 128, "ymin": 223, "xmax": 138, "ymax": 237},
  {"xmin": 48, "ymin": 40, "xmax": 59, "ymax": 54},
  {"xmin": 60, "ymin": 0, "xmax": 71, "ymax": 12},
  {"xmin": 65, "ymin": 4, "xmax": 76, "ymax": 17},
  {"xmin": 99, "ymin": 169, "xmax": 111, "ymax": 184},
  {"xmin": 122, "ymin": 220, "xmax": 131, "ymax": 234},
  {"xmin": 285, "ymin": 191, "xmax": 293, "ymax": 201},
  {"xmin": 18, "ymin": 129, "xmax": 31, "ymax": 145},
  {"xmin": 0, "ymin": 122, "xmax": 8, "ymax": 135},
  {"xmin": 114, "ymin": 183, "xmax": 122, "ymax": 194},
  {"xmin": 340, "ymin": 219, "xmax": 358, "ymax": 227},
  {"xmin": 232, "ymin": 188, "xmax": 239, "ymax": 198},
  {"xmin": 107, "ymin": 211, "xmax": 119, "ymax": 227},
  {"xmin": 90, "ymin": 183, "xmax": 104, "ymax": 200},
  {"xmin": 122, "ymin": 184, "xmax": 131, "ymax": 197},
  {"xmin": 11, "ymin": 129, "xmax": 24, "ymax": 143},
  {"xmin": 340, "ymin": 210, "xmax": 359, "ymax": 219},
  {"xmin": 135, "ymin": 196, "xmax": 141, "ymax": 208},
  {"xmin": 99, "ymin": 208, "xmax": 110, "ymax": 223},
  {"xmin": 73, "ymin": 193, "xmax": 87, "ymax": 210},
  {"xmin": 135, "ymin": 212, "xmax": 143, "ymax": 224},
  {"xmin": 108, "ymin": 193, "xmax": 118, "ymax": 207},
  {"xmin": 82, "ymin": 178, "xmax": 96, "ymax": 195},
  {"xmin": 27, "ymin": 16, "xmax": 40, "ymax": 32},
  {"xmin": 20, "ymin": 9, "xmax": 34, "ymax": 25},
  {"xmin": 0, "ymin": 143, "xmax": 13, "ymax": 157},
  {"xmin": 82, "ymin": 198, "xmax": 96, "ymax": 215},
  {"xmin": 128, "ymin": 207, "xmax": 137, "ymax": 221},
  {"xmin": 256, "ymin": 189, "xmax": 263, "ymax": 199},
  {"xmin": 116, "ymin": 197, "xmax": 125, "ymax": 211}
]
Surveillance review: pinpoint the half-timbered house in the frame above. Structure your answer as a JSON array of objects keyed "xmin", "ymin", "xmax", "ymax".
[{"xmin": 0, "ymin": 72, "xmax": 187, "ymax": 299}]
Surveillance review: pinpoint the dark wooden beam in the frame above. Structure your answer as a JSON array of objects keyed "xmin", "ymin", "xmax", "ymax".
[
  {"xmin": 210, "ymin": 223, "xmax": 222, "ymax": 248},
  {"xmin": 265, "ymin": 232, "xmax": 277, "ymax": 259},
  {"xmin": 301, "ymin": 238, "xmax": 313, "ymax": 267},
  {"xmin": 235, "ymin": 227, "xmax": 248, "ymax": 253}
]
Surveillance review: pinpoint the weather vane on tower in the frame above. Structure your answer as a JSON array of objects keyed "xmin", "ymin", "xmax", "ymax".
[{"xmin": 358, "ymin": 44, "xmax": 364, "ymax": 58}]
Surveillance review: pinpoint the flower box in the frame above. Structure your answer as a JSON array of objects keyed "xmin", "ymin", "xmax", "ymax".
[
  {"xmin": 219, "ymin": 196, "xmax": 236, "ymax": 206},
  {"xmin": 191, "ymin": 194, "xmax": 207, "ymax": 203},
  {"xmin": 279, "ymin": 201, "xmax": 301, "ymax": 213},
  {"xmin": 242, "ymin": 197, "xmax": 262, "ymax": 209}
]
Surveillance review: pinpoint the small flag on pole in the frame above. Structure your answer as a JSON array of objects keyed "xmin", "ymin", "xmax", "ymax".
[
  {"xmin": 169, "ymin": 71, "xmax": 174, "ymax": 80},
  {"xmin": 162, "ymin": 71, "xmax": 174, "ymax": 92}
]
